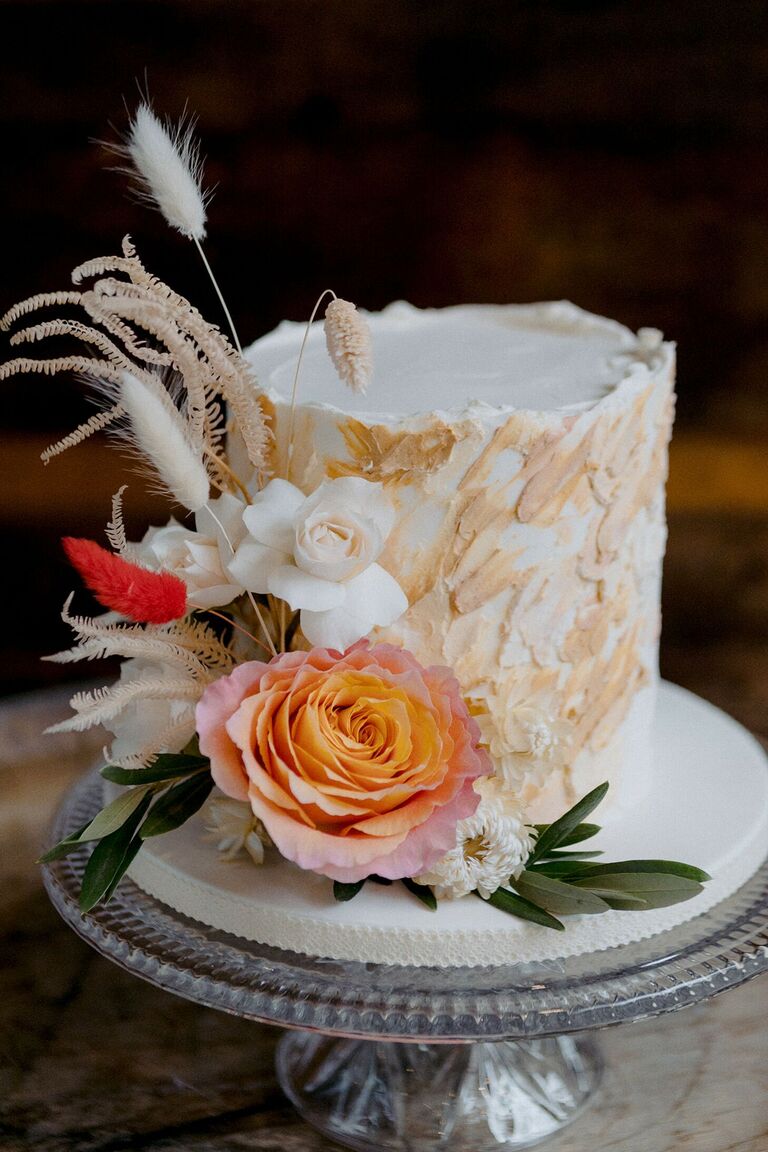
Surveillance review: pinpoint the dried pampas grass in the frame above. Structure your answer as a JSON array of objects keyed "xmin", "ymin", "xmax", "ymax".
[
  {"xmin": 324, "ymin": 298, "xmax": 372, "ymax": 395},
  {"xmin": 43, "ymin": 602, "xmax": 235, "ymax": 764}
]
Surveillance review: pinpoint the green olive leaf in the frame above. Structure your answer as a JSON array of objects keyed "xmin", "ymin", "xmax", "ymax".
[
  {"xmin": 571, "ymin": 872, "xmax": 703, "ymax": 908},
  {"xmin": 527, "ymin": 783, "xmax": 609, "ymax": 864},
  {"xmin": 37, "ymin": 819, "xmax": 93, "ymax": 864},
  {"xmin": 333, "ymin": 879, "xmax": 366, "ymax": 901},
  {"xmin": 514, "ymin": 870, "xmax": 610, "ymax": 916},
  {"xmin": 76, "ymin": 783, "xmax": 157, "ymax": 842},
  {"xmin": 531, "ymin": 822, "xmax": 602, "ymax": 848},
  {"xmin": 101, "ymin": 754, "xmax": 209, "ymax": 786},
  {"xmin": 102, "ymin": 833, "xmax": 145, "ymax": 903},
  {"xmin": 577, "ymin": 887, "xmax": 650, "ymax": 910},
  {"xmin": 563, "ymin": 859, "xmax": 711, "ymax": 883},
  {"xmin": 481, "ymin": 887, "xmax": 565, "ymax": 931},
  {"xmin": 534, "ymin": 849, "xmax": 604, "ymax": 862},
  {"xmin": 526, "ymin": 858, "xmax": 602, "ymax": 878},
  {"xmin": 139, "ymin": 772, "xmax": 214, "ymax": 839},
  {"xmin": 402, "ymin": 878, "xmax": 438, "ymax": 911},
  {"xmin": 79, "ymin": 793, "xmax": 153, "ymax": 912}
]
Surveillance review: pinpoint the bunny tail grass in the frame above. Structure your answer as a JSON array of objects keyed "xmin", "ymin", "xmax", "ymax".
[
  {"xmin": 119, "ymin": 372, "xmax": 210, "ymax": 512},
  {"xmin": 116, "ymin": 102, "xmax": 243, "ymax": 353},
  {"xmin": 324, "ymin": 298, "xmax": 372, "ymax": 395},
  {"xmin": 124, "ymin": 102, "xmax": 209, "ymax": 240}
]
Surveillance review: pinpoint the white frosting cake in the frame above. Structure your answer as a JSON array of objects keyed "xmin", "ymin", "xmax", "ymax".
[
  {"xmin": 244, "ymin": 301, "xmax": 676, "ymax": 821},
  {"xmin": 123, "ymin": 300, "xmax": 768, "ymax": 968}
]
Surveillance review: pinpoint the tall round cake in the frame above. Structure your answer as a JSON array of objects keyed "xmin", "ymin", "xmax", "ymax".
[{"xmin": 245, "ymin": 300, "xmax": 676, "ymax": 822}]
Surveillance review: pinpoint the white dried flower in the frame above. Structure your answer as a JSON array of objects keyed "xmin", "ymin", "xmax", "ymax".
[
  {"xmin": 203, "ymin": 796, "xmax": 272, "ymax": 865},
  {"xmin": 414, "ymin": 777, "xmax": 533, "ymax": 901},
  {"xmin": 324, "ymin": 298, "xmax": 372, "ymax": 395},
  {"xmin": 122, "ymin": 103, "xmax": 210, "ymax": 241}
]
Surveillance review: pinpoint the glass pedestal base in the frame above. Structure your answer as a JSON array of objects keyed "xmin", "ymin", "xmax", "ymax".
[
  {"xmin": 276, "ymin": 1031, "xmax": 603, "ymax": 1151},
  {"xmin": 43, "ymin": 769, "xmax": 768, "ymax": 1151}
]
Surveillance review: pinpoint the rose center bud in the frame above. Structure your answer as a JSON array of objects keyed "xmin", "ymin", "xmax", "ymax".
[
  {"xmin": 294, "ymin": 508, "xmax": 381, "ymax": 583},
  {"xmin": 312, "ymin": 521, "xmax": 355, "ymax": 553}
]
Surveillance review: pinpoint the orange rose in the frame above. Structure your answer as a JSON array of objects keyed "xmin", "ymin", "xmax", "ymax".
[{"xmin": 196, "ymin": 642, "xmax": 491, "ymax": 882}]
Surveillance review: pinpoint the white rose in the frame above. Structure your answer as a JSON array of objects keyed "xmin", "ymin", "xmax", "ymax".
[
  {"xmin": 229, "ymin": 476, "xmax": 407, "ymax": 650},
  {"xmin": 137, "ymin": 493, "xmax": 246, "ymax": 610},
  {"xmin": 103, "ymin": 657, "xmax": 197, "ymax": 765}
]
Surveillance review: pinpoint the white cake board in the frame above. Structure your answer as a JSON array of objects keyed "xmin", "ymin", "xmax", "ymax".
[{"xmin": 129, "ymin": 682, "xmax": 768, "ymax": 968}]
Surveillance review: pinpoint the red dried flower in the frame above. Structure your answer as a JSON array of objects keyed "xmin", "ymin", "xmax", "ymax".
[{"xmin": 62, "ymin": 537, "xmax": 187, "ymax": 624}]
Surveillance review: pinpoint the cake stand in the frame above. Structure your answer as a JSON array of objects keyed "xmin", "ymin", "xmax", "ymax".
[{"xmin": 44, "ymin": 766, "xmax": 768, "ymax": 1152}]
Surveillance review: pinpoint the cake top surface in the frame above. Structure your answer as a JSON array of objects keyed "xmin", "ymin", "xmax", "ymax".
[{"xmin": 246, "ymin": 300, "xmax": 657, "ymax": 420}]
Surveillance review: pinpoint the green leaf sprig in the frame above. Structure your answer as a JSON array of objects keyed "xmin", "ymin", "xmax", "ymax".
[
  {"xmin": 487, "ymin": 782, "xmax": 711, "ymax": 930},
  {"xmin": 332, "ymin": 783, "xmax": 711, "ymax": 931},
  {"xmin": 39, "ymin": 752, "xmax": 213, "ymax": 912}
]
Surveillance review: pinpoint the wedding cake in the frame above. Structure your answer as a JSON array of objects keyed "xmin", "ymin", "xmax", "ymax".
[
  {"xmin": 246, "ymin": 300, "xmax": 675, "ymax": 822},
  {"xmin": 20, "ymin": 102, "xmax": 743, "ymax": 968}
]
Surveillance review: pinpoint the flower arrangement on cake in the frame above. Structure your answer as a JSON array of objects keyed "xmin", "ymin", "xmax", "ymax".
[{"xmin": 5, "ymin": 103, "xmax": 710, "ymax": 929}]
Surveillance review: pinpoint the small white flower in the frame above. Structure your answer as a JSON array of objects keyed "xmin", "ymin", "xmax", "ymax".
[
  {"xmin": 470, "ymin": 694, "xmax": 573, "ymax": 790},
  {"xmin": 229, "ymin": 476, "xmax": 407, "ymax": 650},
  {"xmin": 203, "ymin": 796, "xmax": 272, "ymax": 865},
  {"xmin": 137, "ymin": 492, "xmax": 246, "ymax": 610},
  {"xmin": 414, "ymin": 776, "xmax": 533, "ymax": 901}
]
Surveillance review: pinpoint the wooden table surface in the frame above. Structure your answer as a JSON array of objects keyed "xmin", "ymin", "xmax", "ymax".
[{"xmin": 0, "ymin": 686, "xmax": 766, "ymax": 1152}]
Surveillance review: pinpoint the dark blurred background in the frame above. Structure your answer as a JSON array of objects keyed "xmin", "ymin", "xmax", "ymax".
[{"xmin": 1, "ymin": 0, "xmax": 767, "ymax": 737}]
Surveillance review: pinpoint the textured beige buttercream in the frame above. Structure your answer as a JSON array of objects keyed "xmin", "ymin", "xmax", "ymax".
[{"xmin": 246, "ymin": 302, "xmax": 675, "ymax": 821}]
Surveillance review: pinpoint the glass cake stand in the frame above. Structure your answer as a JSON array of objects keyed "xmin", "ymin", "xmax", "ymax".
[{"xmin": 44, "ymin": 771, "xmax": 768, "ymax": 1152}]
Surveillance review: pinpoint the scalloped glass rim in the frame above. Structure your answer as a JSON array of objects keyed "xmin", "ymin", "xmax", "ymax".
[{"xmin": 43, "ymin": 772, "xmax": 768, "ymax": 1042}]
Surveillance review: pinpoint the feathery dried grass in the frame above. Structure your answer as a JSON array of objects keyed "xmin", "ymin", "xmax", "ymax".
[
  {"xmin": 0, "ymin": 236, "xmax": 271, "ymax": 485},
  {"xmin": 46, "ymin": 596, "xmax": 235, "ymax": 679},
  {"xmin": 41, "ymin": 404, "xmax": 126, "ymax": 464},
  {"xmin": 47, "ymin": 676, "xmax": 202, "ymax": 733},
  {"xmin": 44, "ymin": 598, "xmax": 236, "ymax": 758},
  {"xmin": 105, "ymin": 486, "xmax": 130, "ymax": 555}
]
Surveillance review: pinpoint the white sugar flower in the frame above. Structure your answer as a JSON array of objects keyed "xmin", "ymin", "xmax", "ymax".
[
  {"xmin": 229, "ymin": 476, "xmax": 407, "ymax": 650},
  {"xmin": 137, "ymin": 492, "xmax": 246, "ymax": 610},
  {"xmin": 470, "ymin": 692, "xmax": 573, "ymax": 790},
  {"xmin": 203, "ymin": 796, "xmax": 272, "ymax": 865},
  {"xmin": 414, "ymin": 776, "xmax": 533, "ymax": 901}
]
